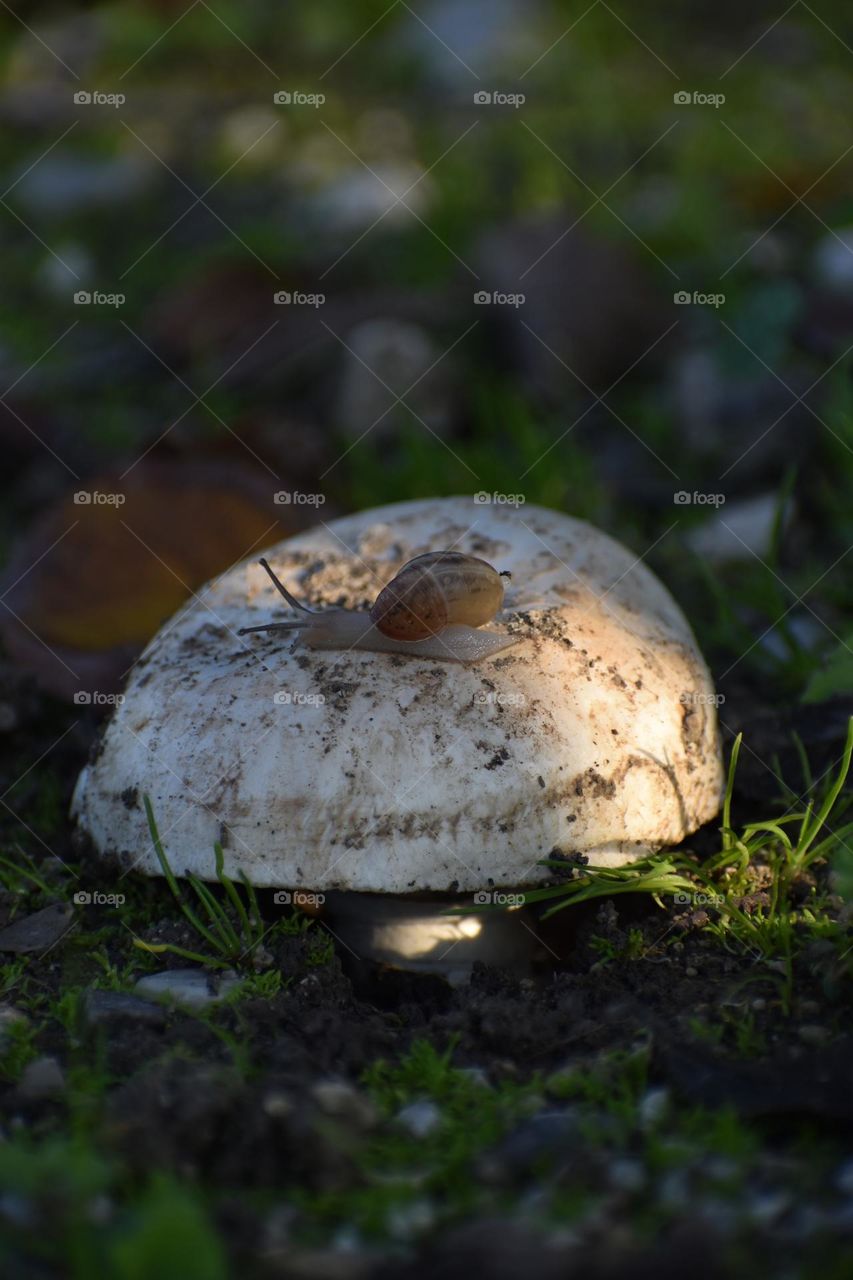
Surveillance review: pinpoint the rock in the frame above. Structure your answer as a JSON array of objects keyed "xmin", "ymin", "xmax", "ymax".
[
  {"xmin": 747, "ymin": 1190, "xmax": 791, "ymax": 1226},
  {"xmin": 386, "ymin": 1197, "xmax": 435, "ymax": 1240},
  {"xmin": 835, "ymin": 1159, "xmax": 853, "ymax": 1196},
  {"xmin": 35, "ymin": 243, "xmax": 93, "ymax": 299},
  {"xmin": 0, "ymin": 1005, "xmax": 27, "ymax": 1050},
  {"xmin": 304, "ymin": 162, "xmax": 430, "ymax": 236},
  {"xmin": 262, "ymin": 1091, "xmax": 294, "ymax": 1119},
  {"xmin": 685, "ymin": 493, "xmax": 787, "ymax": 564},
  {"xmin": 479, "ymin": 1109, "xmax": 581, "ymax": 1182},
  {"xmin": 638, "ymin": 1087, "xmax": 669, "ymax": 1131},
  {"xmin": 133, "ymin": 969, "xmax": 242, "ymax": 1010},
  {"xmin": 395, "ymin": 1099, "xmax": 443, "ymax": 1139},
  {"xmin": 811, "ymin": 228, "xmax": 853, "ymax": 294},
  {"xmin": 219, "ymin": 106, "xmax": 281, "ymax": 169},
  {"xmin": 797, "ymin": 1024, "xmax": 830, "ymax": 1046},
  {"xmin": 0, "ymin": 1190, "xmax": 36, "ymax": 1228},
  {"xmin": 398, "ymin": 0, "xmax": 544, "ymax": 87},
  {"xmin": 17, "ymin": 1056, "xmax": 65, "ymax": 1100},
  {"xmin": 82, "ymin": 989, "xmax": 167, "ymax": 1029},
  {"xmin": 457, "ymin": 1066, "xmax": 491, "ymax": 1089},
  {"xmin": 759, "ymin": 613, "xmax": 825, "ymax": 665},
  {"xmin": 672, "ymin": 348, "xmax": 722, "ymax": 451},
  {"xmin": 311, "ymin": 1081, "xmax": 378, "ymax": 1130},
  {"xmin": 657, "ymin": 1168, "xmax": 689, "ymax": 1211},
  {"xmin": 15, "ymin": 152, "xmax": 156, "ymax": 217},
  {"xmin": 334, "ymin": 318, "xmax": 453, "ymax": 439},
  {"xmin": 0, "ymin": 902, "xmax": 74, "ymax": 953},
  {"xmin": 609, "ymin": 1158, "xmax": 646, "ymax": 1193}
]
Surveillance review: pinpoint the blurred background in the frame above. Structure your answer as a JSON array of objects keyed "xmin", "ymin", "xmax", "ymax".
[
  {"xmin": 2, "ymin": 0, "xmax": 853, "ymax": 749},
  {"xmin": 3, "ymin": 7, "xmax": 853, "ymax": 1274}
]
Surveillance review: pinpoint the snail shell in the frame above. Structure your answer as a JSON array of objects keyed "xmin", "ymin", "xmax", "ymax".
[
  {"xmin": 238, "ymin": 552, "xmax": 519, "ymax": 664},
  {"xmin": 370, "ymin": 551, "xmax": 506, "ymax": 640}
]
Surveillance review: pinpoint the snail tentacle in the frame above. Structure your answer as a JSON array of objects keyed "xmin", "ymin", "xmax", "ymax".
[{"xmin": 258, "ymin": 558, "xmax": 319, "ymax": 614}]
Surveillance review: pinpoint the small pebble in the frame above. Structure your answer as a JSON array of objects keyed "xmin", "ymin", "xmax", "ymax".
[
  {"xmin": 638, "ymin": 1087, "xmax": 669, "ymax": 1131},
  {"xmin": 834, "ymin": 1159, "xmax": 853, "ymax": 1196},
  {"xmin": 251, "ymin": 945, "xmax": 274, "ymax": 970},
  {"xmin": 609, "ymin": 1158, "xmax": 646, "ymax": 1193},
  {"xmin": 797, "ymin": 1024, "xmax": 829, "ymax": 1046},
  {"xmin": 0, "ymin": 1005, "xmax": 27, "ymax": 1047},
  {"xmin": 657, "ymin": 1168, "xmax": 689, "ymax": 1211},
  {"xmin": 262, "ymin": 1092, "xmax": 294, "ymax": 1119},
  {"xmin": 134, "ymin": 968, "xmax": 242, "ymax": 1009},
  {"xmin": 704, "ymin": 1156, "xmax": 738, "ymax": 1183},
  {"xmin": 0, "ymin": 903, "xmax": 74, "ymax": 954},
  {"xmin": 0, "ymin": 1193, "xmax": 35, "ymax": 1228},
  {"xmin": 311, "ymin": 1081, "xmax": 377, "ymax": 1130},
  {"xmin": 17, "ymin": 1055, "xmax": 65, "ymax": 1100},
  {"xmin": 685, "ymin": 966, "xmax": 698, "ymax": 977},
  {"xmin": 457, "ymin": 1066, "xmax": 491, "ymax": 1089},
  {"xmin": 812, "ymin": 227, "xmax": 853, "ymax": 293},
  {"xmin": 386, "ymin": 1197, "xmax": 435, "ymax": 1240},
  {"xmin": 82, "ymin": 990, "xmax": 166, "ymax": 1028},
  {"xmin": 396, "ymin": 1099, "xmax": 442, "ymax": 1139},
  {"xmin": 748, "ymin": 1190, "xmax": 791, "ymax": 1226}
]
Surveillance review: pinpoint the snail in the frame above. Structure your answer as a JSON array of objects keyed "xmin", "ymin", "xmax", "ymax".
[{"xmin": 238, "ymin": 552, "xmax": 521, "ymax": 663}]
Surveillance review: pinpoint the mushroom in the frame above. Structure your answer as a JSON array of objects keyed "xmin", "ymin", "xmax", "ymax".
[{"xmin": 72, "ymin": 497, "xmax": 724, "ymax": 979}]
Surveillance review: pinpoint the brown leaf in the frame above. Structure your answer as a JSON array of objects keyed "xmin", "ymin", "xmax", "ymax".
[{"xmin": 0, "ymin": 459, "xmax": 298, "ymax": 702}]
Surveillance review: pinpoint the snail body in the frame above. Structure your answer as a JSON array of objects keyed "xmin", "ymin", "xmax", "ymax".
[{"xmin": 238, "ymin": 552, "xmax": 519, "ymax": 663}]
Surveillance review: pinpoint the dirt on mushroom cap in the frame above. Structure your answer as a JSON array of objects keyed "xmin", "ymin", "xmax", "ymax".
[{"xmin": 72, "ymin": 498, "xmax": 724, "ymax": 893}]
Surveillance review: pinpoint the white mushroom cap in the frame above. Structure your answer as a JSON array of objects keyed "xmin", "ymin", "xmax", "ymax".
[{"xmin": 72, "ymin": 498, "xmax": 723, "ymax": 893}]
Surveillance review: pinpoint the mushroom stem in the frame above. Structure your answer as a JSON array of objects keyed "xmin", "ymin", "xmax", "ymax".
[{"xmin": 321, "ymin": 891, "xmax": 539, "ymax": 983}]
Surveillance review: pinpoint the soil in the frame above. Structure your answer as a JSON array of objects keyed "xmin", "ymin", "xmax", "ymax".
[{"xmin": 1, "ymin": 675, "xmax": 852, "ymax": 1278}]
